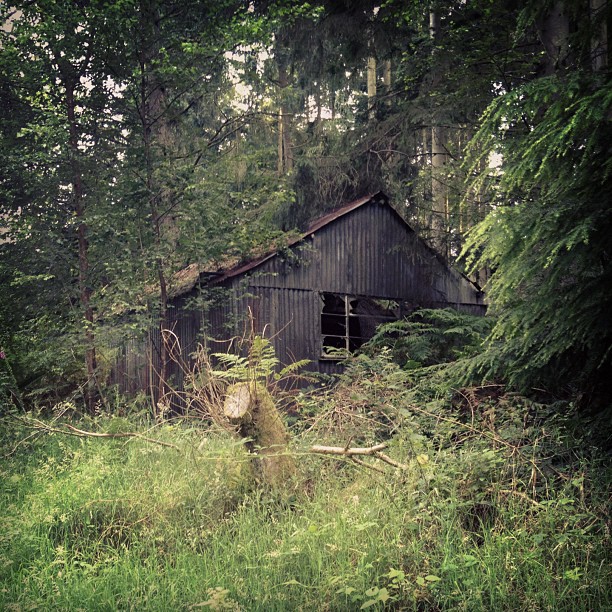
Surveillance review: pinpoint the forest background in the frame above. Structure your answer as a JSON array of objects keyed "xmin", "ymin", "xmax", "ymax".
[
  {"xmin": 0, "ymin": 1, "xmax": 611, "ymax": 609},
  {"xmin": 1, "ymin": 0, "xmax": 610, "ymax": 408}
]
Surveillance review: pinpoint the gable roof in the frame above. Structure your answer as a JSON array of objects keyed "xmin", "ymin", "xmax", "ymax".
[
  {"xmin": 167, "ymin": 191, "xmax": 482, "ymax": 298},
  {"xmin": 210, "ymin": 192, "xmax": 390, "ymax": 284},
  {"xmin": 168, "ymin": 192, "xmax": 384, "ymax": 297}
]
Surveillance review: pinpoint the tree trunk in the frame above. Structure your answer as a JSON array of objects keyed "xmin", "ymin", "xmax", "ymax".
[
  {"xmin": 382, "ymin": 58, "xmax": 391, "ymax": 105},
  {"xmin": 539, "ymin": 1, "xmax": 570, "ymax": 75},
  {"xmin": 277, "ymin": 56, "xmax": 293, "ymax": 175},
  {"xmin": 224, "ymin": 381, "xmax": 296, "ymax": 488},
  {"xmin": 140, "ymin": 68, "xmax": 170, "ymax": 413},
  {"xmin": 65, "ymin": 76, "xmax": 97, "ymax": 412},
  {"xmin": 138, "ymin": 0, "xmax": 173, "ymax": 415},
  {"xmin": 277, "ymin": 106, "xmax": 284, "ymax": 175},
  {"xmin": 429, "ymin": 9, "xmax": 448, "ymax": 258},
  {"xmin": 367, "ymin": 56, "xmax": 377, "ymax": 122},
  {"xmin": 590, "ymin": 0, "xmax": 608, "ymax": 71},
  {"xmin": 430, "ymin": 124, "xmax": 448, "ymax": 258},
  {"xmin": 315, "ymin": 79, "xmax": 322, "ymax": 125}
]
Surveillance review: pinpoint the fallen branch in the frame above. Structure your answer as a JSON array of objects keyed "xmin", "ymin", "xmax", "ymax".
[
  {"xmin": 310, "ymin": 442, "xmax": 407, "ymax": 470},
  {"xmin": 310, "ymin": 442, "xmax": 388, "ymax": 455},
  {"xmin": 22, "ymin": 418, "xmax": 180, "ymax": 450},
  {"xmin": 350, "ymin": 456, "xmax": 386, "ymax": 474}
]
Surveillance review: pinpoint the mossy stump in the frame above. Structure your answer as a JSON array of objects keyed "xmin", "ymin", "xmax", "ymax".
[{"xmin": 223, "ymin": 381, "xmax": 296, "ymax": 488}]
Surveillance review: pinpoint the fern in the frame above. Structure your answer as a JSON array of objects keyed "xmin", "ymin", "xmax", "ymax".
[
  {"xmin": 364, "ymin": 308, "xmax": 494, "ymax": 370},
  {"xmin": 213, "ymin": 335, "xmax": 310, "ymax": 386},
  {"xmin": 213, "ymin": 336, "xmax": 278, "ymax": 383}
]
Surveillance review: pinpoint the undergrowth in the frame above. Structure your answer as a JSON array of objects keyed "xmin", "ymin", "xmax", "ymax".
[{"xmin": 0, "ymin": 342, "xmax": 610, "ymax": 610}]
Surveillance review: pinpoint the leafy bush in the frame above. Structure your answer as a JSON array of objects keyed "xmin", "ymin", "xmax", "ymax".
[{"xmin": 364, "ymin": 307, "xmax": 494, "ymax": 370}]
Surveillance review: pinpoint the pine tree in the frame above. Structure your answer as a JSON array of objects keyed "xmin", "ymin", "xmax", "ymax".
[{"xmin": 463, "ymin": 1, "xmax": 612, "ymax": 396}]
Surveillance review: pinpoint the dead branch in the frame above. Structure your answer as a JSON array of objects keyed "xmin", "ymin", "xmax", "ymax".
[
  {"xmin": 374, "ymin": 451, "xmax": 407, "ymax": 469},
  {"xmin": 310, "ymin": 442, "xmax": 407, "ymax": 470},
  {"xmin": 310, "ymin": 442, "xmax": 387, "ymax": 455},
  {"xmin": 351, "ymin": 456, "xmax": 386, "ymax": 474},
  {"xmin": 22, "ymin": 418, "xmax": 180, "ymax": 450}
]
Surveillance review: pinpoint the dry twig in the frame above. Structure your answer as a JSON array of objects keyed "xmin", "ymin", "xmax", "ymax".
[{"xmin": 310, "ymin": 442, "xmax": 407, "ymax": 470}]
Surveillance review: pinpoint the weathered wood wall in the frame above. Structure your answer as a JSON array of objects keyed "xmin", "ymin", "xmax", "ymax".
[{"xmin": 202, "ymin": 198, "xmax": 485, "ymax": 378}]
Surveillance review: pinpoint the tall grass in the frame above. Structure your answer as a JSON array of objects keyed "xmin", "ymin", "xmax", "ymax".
[{"xmin": 1, "ymin": 381, "xmax": 610, "ymax": 611}]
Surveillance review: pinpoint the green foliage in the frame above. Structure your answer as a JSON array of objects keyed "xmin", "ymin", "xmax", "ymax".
[
  {"xmin": 1, "ymin": 2, "xmax": 611, "ymax": 606},
  {"xmin": 0, "ymin": 0, "xmax": 289, "ymax": 410},
  {"xmin": 4, "ymin": 317, "xmax": 90, "ymax": 408},
  {"xmin": 213, "ymin": 335, "xmax": 310, "ymax": 386},
  {"xmin": 463, "ymin": 72, "xmax": 612, "ymax": 393},
  {"xmin": 4, "ymin": 0, "xmax": 608, "ymax": 410},
  {"xmin": 0, "ymin": 348, "xmax": 22, "ymax": 414},
  {"xmin": 2, "ymin": 372, "xmax": 610, "ymax": 610},
  {"xmin": 364, "ymin": 308, "xmax": 494, "ymax": 370}
]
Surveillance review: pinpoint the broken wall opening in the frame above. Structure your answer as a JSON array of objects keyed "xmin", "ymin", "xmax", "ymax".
[{"xmin": 320, "ymin": 292, "xmax": 401, "ymax": 358}]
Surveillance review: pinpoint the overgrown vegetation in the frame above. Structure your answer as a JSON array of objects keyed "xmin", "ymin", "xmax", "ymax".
[
  {"xmin": 1, "ymin": 0, "xmax": 611, "ymax": 607},
  {"xmin": 4, "ymin": 0, "xmax": 610, "ymax": 412},
  {"xmin": 462, "ymin": 72, "xmax": 612, "ymax": 397},
  {"xmin": 364, "ymin": 308, "xmax": 494, "ymax": 371},
  {"xmin": 1, "ymin": 324, "xmax": 610, "ymax": 609}
]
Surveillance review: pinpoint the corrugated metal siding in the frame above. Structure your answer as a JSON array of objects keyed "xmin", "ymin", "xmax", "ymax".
[
  {"xmin": 187, "ymin": 201, "xmax": 484, "ymax": 380},
  {"xmin": 206, "ymin": 201, "xmax": 485, "ymax": 376},
  {"xmin": 108, "ymin": 334, "xmax": 151, "ymax": 397},
  {"xmin": 163, "ymin": 303, "xmax": 203, "ymax": 402},
  {"xmin": 108, "ymin": 300, "xmax": 207, "ymax": 408},
  {"xmin": 247, "ymin": 286, "xmax": 318, "ymax": 364},
  {"xmin": 235, "ymin": 201, "xmax": 480, "ymax": 308},
  {"xmin": 111, "ymin": 198, "xmax": 485, "ymax": 399}
]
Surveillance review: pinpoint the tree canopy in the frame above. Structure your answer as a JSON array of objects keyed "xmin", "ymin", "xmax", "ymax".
[{"xmin": 1, "ymin": 0, "xmax": 610, "ymax": 409}]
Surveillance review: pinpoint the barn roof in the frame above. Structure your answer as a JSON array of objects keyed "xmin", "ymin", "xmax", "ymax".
[
  {"xmin": 211, "ymin": 192, "xmax": 390, "ymax": 283},
  {"xmin": 168, "ymin": 192, "xmax": 387, "ymax": 297},
  {"xmin": 167, "ymin": 191, "xmax": 482, "ymax": 298}
]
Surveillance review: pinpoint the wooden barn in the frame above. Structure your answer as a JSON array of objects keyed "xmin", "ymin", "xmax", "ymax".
[{"xmin": 111, "ymin": 191, "xmax": 486, "ymax": 398}]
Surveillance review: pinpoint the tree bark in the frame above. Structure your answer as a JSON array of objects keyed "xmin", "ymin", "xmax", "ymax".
[
  {"xmin": 429, "ymin": 9, "xmax": 448, "ymax": 258},
  {"xmin": 382, "ymin": 58, "xmax": 391, "ymax": 106},
  {"xmin": 539, "ymin": 1, "xmax": 570, "ymax": 75},
  {"xmin": 367, "ymin": 56, "xmax": 377, "ymax": 122},
  {"xmin": 64, "ymin": 72, "xmax": 97, "ymax": 413},
  {"xmin": 276, "ymin": 49, "xmax": 293, "ymax": 175},
  {"xmin": 138, "ymin": 0, "xmax": 173, "ymax": 414},
  {"xmin": 430, "ymin": 123, "xmax": 448, "ymax": 258},
  {"xmin": 310, "ymin": 442, "xmax": 407, "ymax": 470},
  {"xmin": 590, "ymin": 0, "xmax": 608, "ymax": 71}
]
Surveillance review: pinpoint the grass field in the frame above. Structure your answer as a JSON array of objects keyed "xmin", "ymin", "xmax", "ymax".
[{"xmin": 1, "ymin": 373, "xmax": 610, "ymax": 610}]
